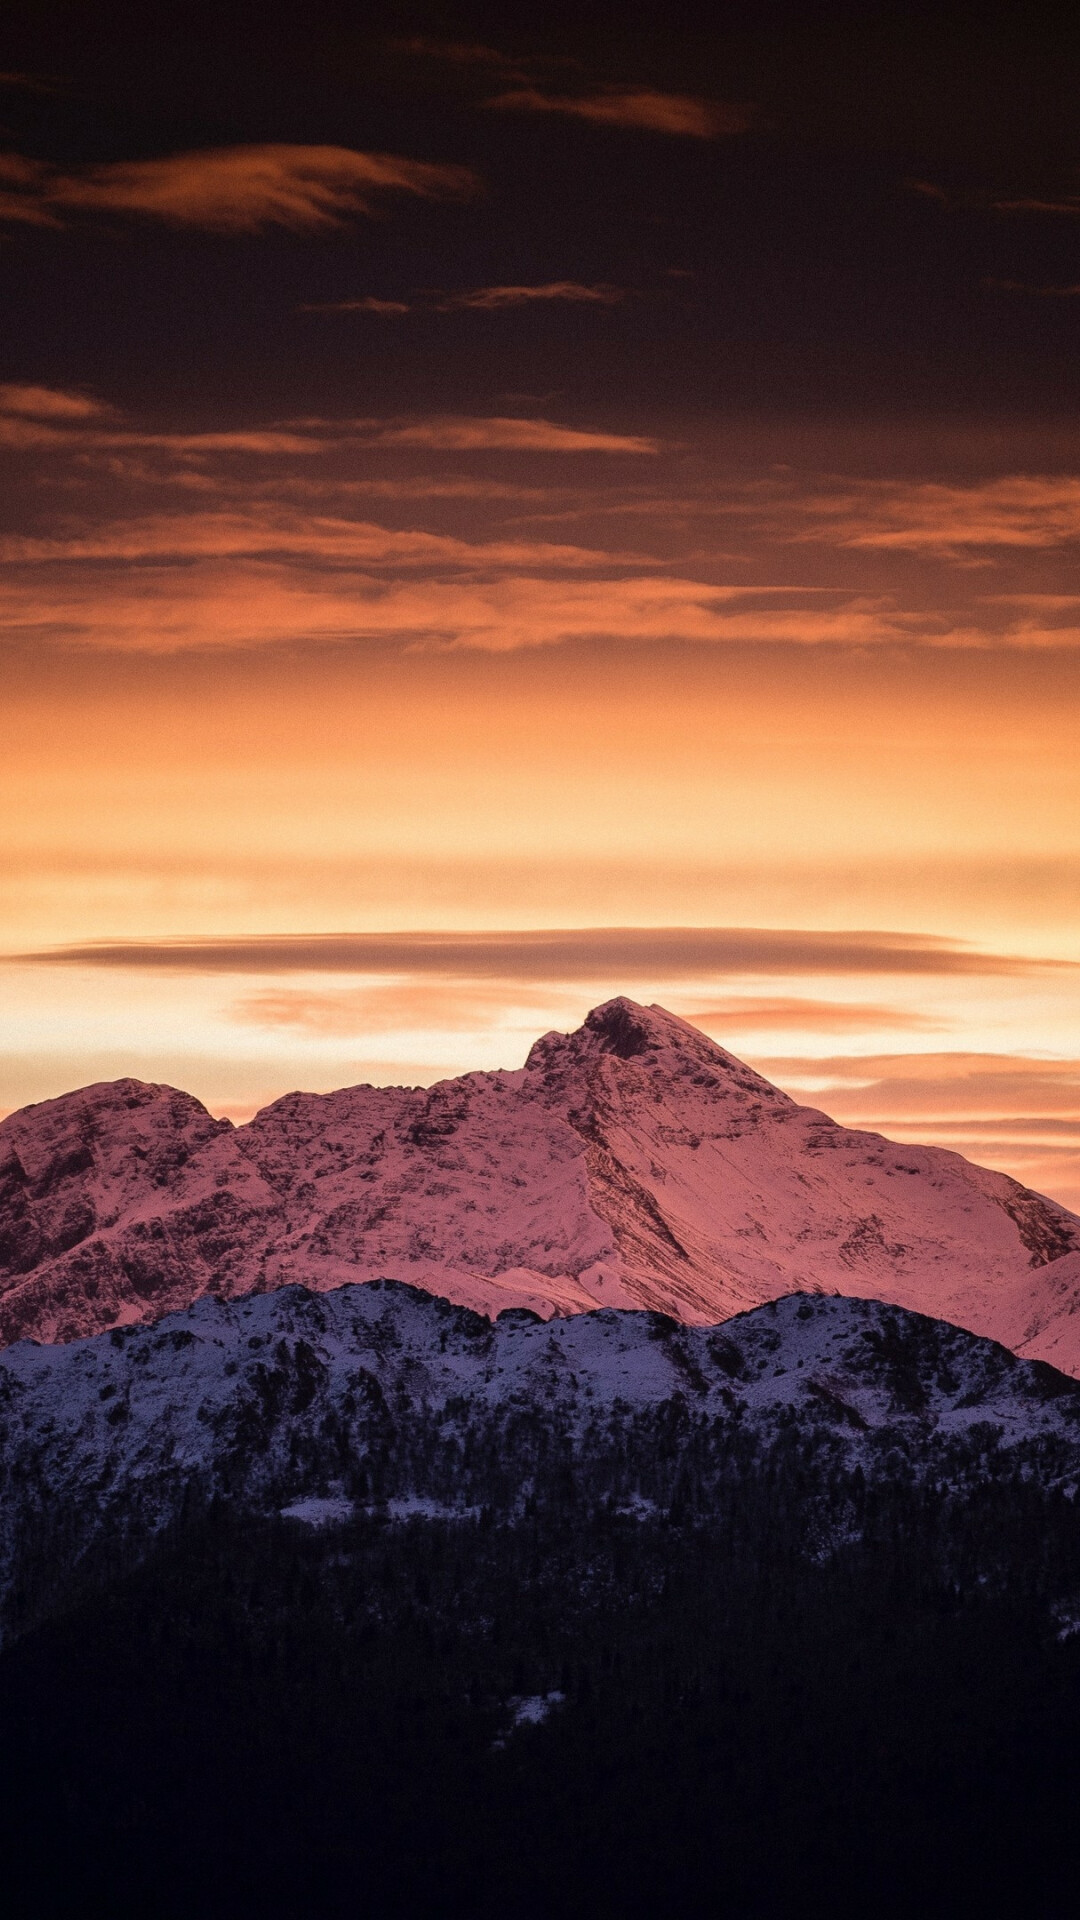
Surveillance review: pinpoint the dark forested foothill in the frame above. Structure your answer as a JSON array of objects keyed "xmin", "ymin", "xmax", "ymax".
[
  {"xmin": 4, "ymin": 1287, "xmax": 1080, "ymax": 1914},
  {"xmin": 3, "ymin": 1456, "xmax": 1080, "ymax": 1920}
]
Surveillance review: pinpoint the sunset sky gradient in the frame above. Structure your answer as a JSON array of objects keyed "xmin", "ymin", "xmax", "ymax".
[{"xmin": 3, "ymin": 3, "xmax": 1080, "ymax": 1206}]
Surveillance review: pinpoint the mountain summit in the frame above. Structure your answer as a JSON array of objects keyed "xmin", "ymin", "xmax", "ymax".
[{"xmin": 2, "ymin": 997, "xmax": 1078, "ymax": 1366}]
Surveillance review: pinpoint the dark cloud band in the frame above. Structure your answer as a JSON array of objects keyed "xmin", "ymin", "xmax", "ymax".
[{"xmin": 11, "ymin": 927, "xmax": 1069, "ymax": 978}]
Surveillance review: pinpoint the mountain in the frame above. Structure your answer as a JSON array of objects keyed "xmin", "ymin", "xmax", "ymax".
[
  {"xmin": 3, "ymin": 1276, "xmax": 1080, "ymax": 1645},
  {"xmin": 2, "ymin": 996, "xmax": 1078, "ymax": 1365}
]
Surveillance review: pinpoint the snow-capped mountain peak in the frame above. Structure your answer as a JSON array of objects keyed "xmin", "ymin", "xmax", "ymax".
[{"xmin": 1, "ymin": 999, "xmax": 1078, "ymax": 1369}]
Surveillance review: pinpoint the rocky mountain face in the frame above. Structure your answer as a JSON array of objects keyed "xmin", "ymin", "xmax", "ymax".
[
  {"xmin": 3, "ymin": 1277, "xmax": 1080, "ymax": 1644},
  {"xmin": 2, "ymin": 997, "xmax": 1078, "ymax": 1366}
]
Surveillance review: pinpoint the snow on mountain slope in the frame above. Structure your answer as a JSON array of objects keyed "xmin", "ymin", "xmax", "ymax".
[
  {"xmin": 3, "ymin": 1279, "xmax": 1079, "ymax": 1643},
  {"xmin": 1, "ymin": 998, "xmax": 1078, "ymax": 1365}
]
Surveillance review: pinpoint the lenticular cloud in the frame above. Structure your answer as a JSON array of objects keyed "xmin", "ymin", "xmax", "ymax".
[{"xmin": 0, "ymin": 144, "xmax": 478, "ymax": 233}]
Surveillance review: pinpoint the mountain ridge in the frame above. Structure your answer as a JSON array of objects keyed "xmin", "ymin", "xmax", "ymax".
[
  {"xmin": 2, "ymin": 996, "xmax": 1079, "ymax": 1367},
  {"xmin": 3, "ymin": 1275, "xmax": 1080, "ymax": 1646}
]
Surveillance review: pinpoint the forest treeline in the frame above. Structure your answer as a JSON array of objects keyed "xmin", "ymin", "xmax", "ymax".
[{"xmin": 4, "ymin": 1427, "xmax": 1080, "ymax": 1918}]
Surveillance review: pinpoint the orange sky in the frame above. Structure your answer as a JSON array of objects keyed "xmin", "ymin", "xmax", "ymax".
[
  {"xmin": 2, "ymin": 13, "xmax": 1080, "ymax": 1209},
  {"xmin": 3, "ymin": 398, "xmax": 1078, "ymax": 1209}
]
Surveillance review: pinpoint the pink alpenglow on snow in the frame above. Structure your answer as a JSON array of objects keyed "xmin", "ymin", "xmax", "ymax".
[{"xmin": 1, "ymin": 999, "xmax": 1078, "ymax": 1368}]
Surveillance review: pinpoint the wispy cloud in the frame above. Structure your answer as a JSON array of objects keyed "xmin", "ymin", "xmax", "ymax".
[
  {"xmin": 245, "ymin": 474, "xmax": 552, "ymax": 504},
  {"xmin": 0, "ymin": 152, "xmax": 61, "ymax": 226},
  {"xmin": 0, "ymin": 505, "xmax": 637, "ymax": 570},
  {"xmin": 759, "ymin": 1051, "xmax": 1080, "ymax": 1111},
  {"xmin": 992, "ymin": 195, "xmax": 1080, "ymax": 216},
  {"xmin": 0, "ymin": 383, "xmax": 104, "ymax": 419},
  {"xmin": 13, "ymin": 928, "xmax": 1066, "ymax": 978},
  {"xmin": 789, "ymin": 475, "xmax": 1080, "ymax": 554},
  {"xmin": 687, "ymin": 997, "xmax": 941, "ymax": 1033},
  {"xmin": 233, "ymin": 982, "xmax": 904, "ymax": 1042},
  {"xmin": 511, "ymin": 468, "xmax": 1080, "ymax": 569},
  {"xmin": 398, "ymin": 39, "xmax": 745, "ymax": 141},
  {"xmin": 12, "ymin": 393, "xmax": 1080, "ymax": 654},
  {"xmin": 231, "ymin": 979, "xmax": 565, "ymax": 1034},
  {"xmin": 489, "ymin": 87, "xmax": 753, "ymax": 139},
  {"xmin": 367, "ymin": 415, "xmax": 656, "ymax": 453},
  {"xmin": 0, "ymin": 144, "xmax": 478, "ymax": 233},
  {"xmin": 0, "ymin": 390, "xmax": 658, "ymax": 462},
  {"xmin": 393, "ymin": 37, "xmax": 526, "ymax": 75},
  {"xmin": 300, "ymin": 296, "xmax": 413, "ymax": 315},
  {"xmin": 904, "ymin": 178, "xmax": 949, "ymax": 204},
  {"xmin": 0, "ymin": 560, "xmax": 951, "ymax": 654},
  {"xmin": 438, "ymin": 281, "xmax": 625, "ymax": 309},
  {"xmin": 901, "ymin": 171, "xmax": 1080, "ymax": 358},
  {"xmin": 302, "ymin": 282, "xmax": 625, "ymax": 316}
]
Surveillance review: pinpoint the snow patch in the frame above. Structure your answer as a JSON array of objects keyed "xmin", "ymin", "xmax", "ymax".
[
  {"xmin": 493, "ymin": 1692, "xmax": 567, "ymax": 1746},
  {"xmin": 510, "ymin": 1691, "xmax": 565, "ymax": 1727},
  {"xmin": 384, "ymin": 1497, "xmax": 480, "ymax": 1523},
  {"xmin": 279, "ymin": 1497, "xmax": 355, "ymax": 1528}
]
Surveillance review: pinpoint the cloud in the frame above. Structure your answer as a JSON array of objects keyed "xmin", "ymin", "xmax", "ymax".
[
  {"xmin": 489, "ymin": 87, "xmax": 753, "ymax": 138},
  {"xmin": 884, "ymin": 1117, "xmax": 1080, "ymax": 1141},
  {"xmin": 12, "ymin": 928, "xmax": 1067, "ymax": 979},
  {"xmin": 0, "ymin": 394, "xmax": 657, "ymax": 462},
  {"xmin": 687, "ymin": 997, "xmax": 941, "ymax": 1033},
  {"xmin": 132, "ymin": 429, "xmax": 327, "ymax": 455},
  {"xmin": 905, "ymin": 181, "xmax": 1080, "ymax": 223},
  {"xmin": 0, "ymin": 505, "xmax": 636, "ymax": 571},
  {"xmin": 231, "ymin": 980, "xmax": 567, "ymax": 1035},
  {"xmin": 301, "ymin": 296, "xmax": 412, "ymax": 314},
  {"xmin": 0, "ymin": 525, "xmax": 1037, "ymax": 654},
  {"xmin": 153, "ymin": 472, "xmax": 549, "ymax": 504},
  {"xmin": 368, "ymin": 415, "xmax": 657, "ymax": 453},
  {"xmin": 238, "ymin": 987, "xmax": 940, "ymax": 1039},
  {"xmin": 757, "ymin": 1051, "xmax": 1080, "ymax": 1116},
  {"xmin": 9, "ymin": 498, "xmax": 916, "ymax": 659},
  {"xmin": 992, "ymin": 196, "xmax": 1080, "ymax": 216},
  {"xmin": 904, "ymin": 178, "xmax": 949, "ymax": 204},
  {"xmin": 0, "ymin": 152, "xmax": 61, "ymax": 226},
  {"xmin": 393, "ymin": 37, "xmax": 523, "ymax": 73},
  {"xmin": 0, "ymin": 383, "xmax": 103, "ymax": 419},
  {"xmin": 399, "ymin": 42, "xmax": 744, "ymax": 142},
  {"xmin": 0, "ymin": 144, "xmax": 478, "ymax": 233},
  {"xmin": 438, "ymin": 282, "xmax": 625, "ymax": 310},
  {"xmin": 301, "ymin": 283, "xmax": 625, "ymax": 316},
  {"xmin": 789, "ymin": 475, "xmax": 1080, "ymax": 555},
  {"xmin": 0, "ymin": 555, "xmax": 955, "ymax": 654},
  {"xmin": 0, "ymin": 420, "xmax": 72, "ymax": 450},
  {"xmin": 0, "ymin": 396, "xmax": 336, "ymax": 456},
  {"xmin": 489, "ymin": 465, "xmax": 1080, "ymax": 569},
  {"xmin": 0, "ymin": 380, "xmax": 655, "ymax": 466},
  {"xmin": 14, "ymin": 404, "xmax": 1080, "ymax": 655}
]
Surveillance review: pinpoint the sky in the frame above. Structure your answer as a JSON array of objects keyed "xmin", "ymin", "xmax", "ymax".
[{"xmin": 2, "ymin": 0, "xmax": 1080, "ymax": 1208}]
